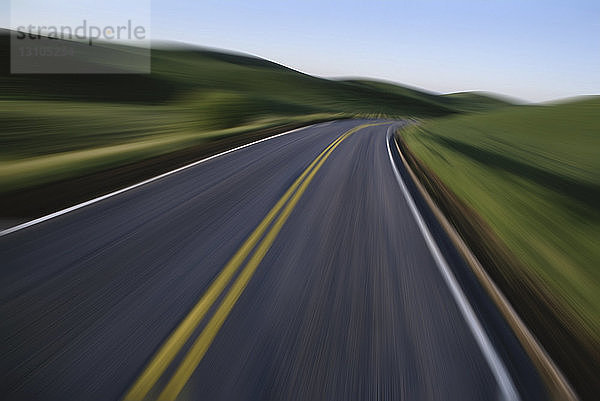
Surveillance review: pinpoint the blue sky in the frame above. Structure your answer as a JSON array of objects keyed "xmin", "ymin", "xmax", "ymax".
[
  {"xmin": 5, "ymin": 1, "xmax": 600, "ymax": 101},
  {"xmin": 150, "ymin": 0, "xmax": 600, "ymax": 102}
]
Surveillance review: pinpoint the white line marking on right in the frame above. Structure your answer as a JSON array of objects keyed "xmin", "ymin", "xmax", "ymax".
[{"xmin": 386, "ymin": 126, "xmax": 519, "ymax": 401}]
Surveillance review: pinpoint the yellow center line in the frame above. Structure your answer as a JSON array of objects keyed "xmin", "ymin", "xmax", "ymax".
[
  {"xmin": 156, "ymin": 122, "xmax": 389, "ymax": 401},
  {"xmin": 123, "ymin": 132, "xmax": 346, "ymax": 401}
]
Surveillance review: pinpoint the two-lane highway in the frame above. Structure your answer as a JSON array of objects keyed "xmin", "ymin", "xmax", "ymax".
[{"xmin": 1, "ymin": 120, "xmax": 545, "ymax": 400}]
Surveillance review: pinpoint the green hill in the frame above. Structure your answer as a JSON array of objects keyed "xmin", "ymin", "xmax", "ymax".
[
  {"xmin": 0, "ymin": 29, "xmax": 514, "ymax": 195},
  {"xmin": 0, "ymin": 30, "xmax": 460, "ymax": 117},
  {"xmin": 342, "ymin": 79, "xmax": 515, "ymax": 112},
  {"xmin": 442, "ymin": 91, "xmax": 517, "ymax": 112},
  {"xmin": 0, "ymin": 29, "xmax": 474, "ymax": 193},
  {"xmin": 400, "ymin": 97, "xmax": 600, "ymax": 398}
]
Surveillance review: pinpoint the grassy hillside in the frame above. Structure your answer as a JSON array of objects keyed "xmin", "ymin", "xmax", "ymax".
[
  {"xmin": 400, "ymin": 97, "xmax": 600, "ymax": 398},
  {"xmin": 1, "ymin": 30, "xmax": 489, "ymax": 195},
  {"xmin": 1, "ymin": 31, "xmax": 463, "ymax": 117},
  {"xmin": 343, "ymin": 79, "xmax": 514, "ymax": 112},
  {"xmin": 442, "ymin": 91, "xmax": 517, "ymax": 112}
]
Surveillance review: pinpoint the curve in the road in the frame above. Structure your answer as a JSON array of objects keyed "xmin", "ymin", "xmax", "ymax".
[
  {"xmin": 126, "ymin": 122, "xmax": 391, "ymax": 401},
  {"xmin": 0, "ymin": 120, "xmax": 547, "ymax": 401}
]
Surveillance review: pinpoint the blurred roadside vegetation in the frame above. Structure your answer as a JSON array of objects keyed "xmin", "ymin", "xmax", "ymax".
[
  {"xmin": 0, "ymin": 30, "xmax": 511, "ymax": 193},
  {"xmin": 400, "ymin": 98, "xmax": 600, "ymax": 398}
]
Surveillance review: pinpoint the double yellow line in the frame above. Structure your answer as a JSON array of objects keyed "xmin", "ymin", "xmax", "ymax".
[{"xmin": 123, "ymin": 122, "xmax": 388, "ymax": 401}]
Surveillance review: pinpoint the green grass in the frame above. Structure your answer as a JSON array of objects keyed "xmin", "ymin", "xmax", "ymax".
[
  {"xmin": 0, "ymin": 98, "xmax": 343, "ymax": 191},
  {"xmin": 0, "ymin": 29, "xmax": 516, "ymax": 201},
  {"xmin": 401, "ymin": 97, "xmax": 600, "ymax": 347},
  {"xmin": 3, "ymin": 29, "xmax": 505, "ymax": 193},
  {"xmin": 441, "ymin": 91, "xmax": 519, "ymax": 112},
  {"xmin": 342, "ymin": 79, "xmax": 514, "ymax": 113}
]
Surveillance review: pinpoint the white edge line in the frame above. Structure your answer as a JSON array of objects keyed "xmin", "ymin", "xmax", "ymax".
[
  {"xmin": 0, "ymin": 123, "xmax": 321, "ymax": 237},
  {"xmin": 385, "ymin": 126, "xmax": 519, "ymax": 401}
]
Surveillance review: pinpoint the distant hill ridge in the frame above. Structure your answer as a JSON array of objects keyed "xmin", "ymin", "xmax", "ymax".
[{"xmin": 1, "ymin": 29, "xmax": 514, "ymax": 116}]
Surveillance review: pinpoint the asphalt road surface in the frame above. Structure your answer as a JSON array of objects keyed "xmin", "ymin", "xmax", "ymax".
[{"xmin": 1, "ymin": 120, "xmax": 547, "ymax": 400}]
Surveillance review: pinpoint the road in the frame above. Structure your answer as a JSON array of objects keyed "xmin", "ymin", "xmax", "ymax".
[{"xmin": 0, "ymin": 120, "xmax": 547, "ymax": 400}]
